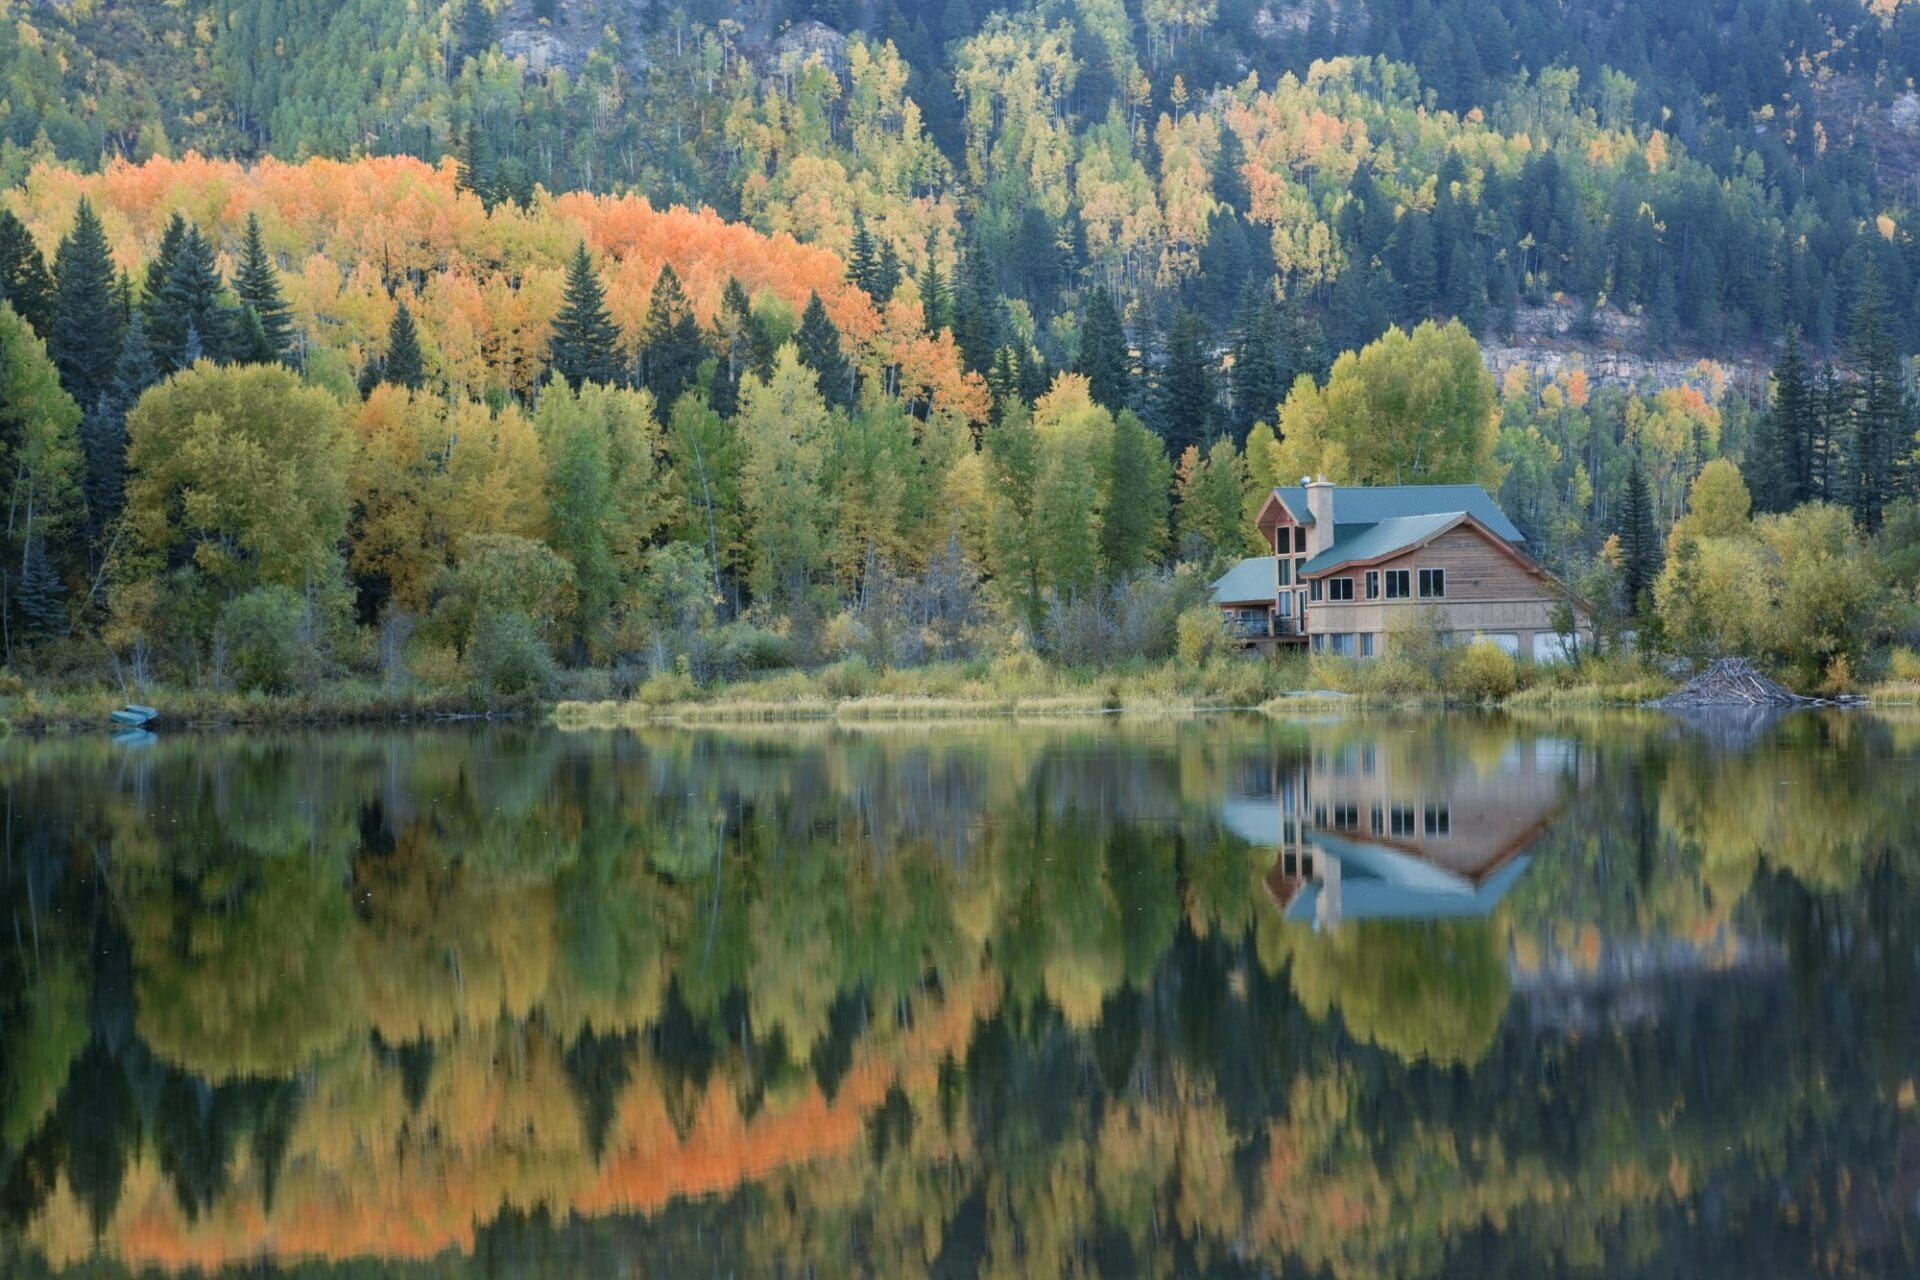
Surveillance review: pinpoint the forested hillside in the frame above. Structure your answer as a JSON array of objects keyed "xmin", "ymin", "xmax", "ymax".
[{"xmin": 0, "ymin": 0, "xmax": 1916, "ymax": 700}]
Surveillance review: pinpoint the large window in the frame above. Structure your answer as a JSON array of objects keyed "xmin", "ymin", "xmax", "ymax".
[
  {"xmin": 1328, "ymin": 632, "xmax": 1354, "ymax": 655},
  {"xmin": 1328, "ymin": 577, "xmax": 1354, "ymax": 601},
  {"xmin": 1385, "ymin": 569, "xmax": 1410, "ymax": 599},
  {"xmin": 1278, "ymin": 558, "xmax": 1292, "ymax": 587},
  {"xmin": 1418, "ymin": 568, "xmax": 1446, "ymax": 599},
  {"xmin": 1294, "ymin": 527, "xmax": 1307, "ymax": 553},
  {"xmin": 1309, "ymin": 579, "xmax": 1323, "ymax": 602},
  {"xmin": 1365, "ymin": 570, "xmax": 1379, "ymax": 600}
]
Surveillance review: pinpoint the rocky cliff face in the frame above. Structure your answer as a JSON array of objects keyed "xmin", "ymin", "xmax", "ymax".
[{"xmin": 1482, "ymin": 301, "xmax": 1769, "ymax": 396}]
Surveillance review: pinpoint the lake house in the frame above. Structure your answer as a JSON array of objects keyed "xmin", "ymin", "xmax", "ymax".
[{"xmin": 1211, "ymin": 478, "xmax": 1590, "ymax": 662}]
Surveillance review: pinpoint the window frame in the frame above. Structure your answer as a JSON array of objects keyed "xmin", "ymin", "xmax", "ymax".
[
  {"xmin": 1328, "ymin": 576, "xmax": 1354, "ymax": 602},
  {"xmin": 1309, "ymin": 578, "xmax": 1323, "ymax": 603},
  {"xmin": 1365, "ymin": 570, "xmax": 1379, "ymax": 600},
  {"xmin": 1385, "ymin": 569, "xmax": 1411, "ymax": 599},
  {"xmin": 1360, "ymin": 633, "xmax": 1375, "ymax": 658},
  {"xmin": 1418, "ymin": 567, "xmax": 1447, "ymax": 600}
]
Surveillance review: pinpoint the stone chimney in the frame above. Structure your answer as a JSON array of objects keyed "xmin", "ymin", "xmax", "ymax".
[{"xmin": 1304, "ymin": 476, "xmax": 1335, "ymax": 557}]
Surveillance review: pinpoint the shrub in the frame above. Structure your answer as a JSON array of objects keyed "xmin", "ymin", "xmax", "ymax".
[
  {"xmin": 1452, "ymin": 640, "xmax": 1518, "ymax": 702},
  {"xmin": 1176, "ymin": 606, "xmax": 1231, "ymax": 666},
  {"xmin": 407, "ymin": 642, "xmax": 465, "ymax": 688},
  {"xmin": 216, "ymin": 586, "xmax": 305, "ymax": 693},
  {"xmin": 466, "ymin": 611, "xmax": 558, "ymax": 698},
  {"xmin": 1819, "ymin": 654, "xmax": 1853, "ymax": 697},
  {"xmin": 819, "ymin": 655, "xmax": 873, "ymax": 699},
  {"xmin": 1889, "ymin": 646, "xmax": 1920, "ymax": 683},
  {"xmin": 711, "ymin": 621, "xmax": 793, "ymax": 681}
]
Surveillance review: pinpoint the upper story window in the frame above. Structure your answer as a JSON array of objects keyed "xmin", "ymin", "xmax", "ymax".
[
  {"xmin": 1365, "ymin": 570, "xmax": 1379, "ymax": 600},
  {"xmin": 1278, "ymin": 558, "xmax": 1292, "ymax": 587},
  {"xmin": 1385, "ymin": 569, "xmax": 1410, "ymax": 599},
  {"xmin": 1327, "ymin": 577, "xmax": 1354, "ymax": 601},
  {"xmin": 1309, "ymin": 579, "xmax": 1323, "ymax": 602},
  {"xmin": 1418, "ymin": 568, "xmax": 1446, "ymax": 599},
  {"xmin": 1294, "ymin": 527, "xmax": 1308, "ymax": 553}
]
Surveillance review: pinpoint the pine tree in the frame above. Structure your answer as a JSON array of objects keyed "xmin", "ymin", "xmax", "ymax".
[
  {"xmin": 1229, "ymin": 281, "xmax": 1285, "ymax": 441},
  {"xmin": 14, "ymin": 535, "xmax": 65, "ymax": 645},
  {"xmin": 1845, "ymin": 261, "xmax": 1906, "ymax": 531},
  {"xmin": 1078, "ymin": 287, "xmax": 1131, "ymax": 414},
  {"xmin": 142, "ymin": 213, "xmax": 187, "ymax": 314},
  {"xmin": 638, "ymin": 263, "xmax": 705, "ymax": 418},
  {"xmin": 1620, "ymin": 454, "xmax": 1657, "ymax": 609},
  {"xmin": 847, "ymin": 214, "xmax": 878, "ymax": 296},
  {"xmin": 872, "ymin": 240, "xmax": 902, "ymax": 306},
  {"xmin": 710, "ymin": 275, "xmax": 766, "ymax": 418},
  {"xmin": 949, "ymin": 243, "xmax": 1002, "ymax": 375},
  {"xmin": 548, "ymin": 242, "xmax": 623, "ymax": 389},
  {"xmin": 79, "ymin": 314, "xmax": 156, "ymax": 546},
  {"xmin": 149, "ymin": 224, "xmax": 227, "ymax": 372},
  {"xmin": 457, "ymin": 126, "xmax": 497, "ymax": 210},
  {"xmin": 1153, "ymin": 309, "xmax": 1216, "ymax": 457},
  {"xmin": 383, "ymin": 300, "xmax": 427, "ymax": 390},
  {"xmin": 919, "ymin": 247, "xmax": 951, "ymax": 336},
  {"xmin": 233, "ymin": 213, "xmax": 295, "ymax": 364},
  {"xmin": 1769, "ymin": 325, "xmax": 1816, "ymax": 509},
  {"xmin": 795, "ymin": 291, "xmax": 855, "ymax": 410},
  {"xmin": 457, "ymin": 0, "xmax": 496, "ymax": 66},
  {"xmin": 0, "ymin": 210, "xmax": 54, "ymax": 334},
  {"xmin": 49, "ymin": 198, "xmax": 123, "ymax": 410}
]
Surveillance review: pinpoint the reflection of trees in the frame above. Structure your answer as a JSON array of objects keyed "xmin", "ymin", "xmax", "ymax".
[{"xmin": 0, "ymin": 713, "xmax": 1917, "ymax": 1277}]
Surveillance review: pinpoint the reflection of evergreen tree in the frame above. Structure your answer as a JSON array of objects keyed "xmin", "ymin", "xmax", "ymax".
[{"xmin": 564, "ymin": 1027, "xmax": 639, "ymax": 1160}]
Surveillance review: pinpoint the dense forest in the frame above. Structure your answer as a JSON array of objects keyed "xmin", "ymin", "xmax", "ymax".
[{"xmin": 0, "ymin": 0, "xmax": 1917, "ymax": 697}]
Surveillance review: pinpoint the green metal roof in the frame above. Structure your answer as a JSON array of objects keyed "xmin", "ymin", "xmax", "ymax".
[
  {"xmin": 1210, "ymin": 555, "xmax": 1279, "ymax": 604},
  {"xmin": 1273, "ymin": 484, "xmax": 1524, "ymax": 542},
  {"xmin": 1300, "ymin": 512, "xmax": 1464, "ymax": 575}
]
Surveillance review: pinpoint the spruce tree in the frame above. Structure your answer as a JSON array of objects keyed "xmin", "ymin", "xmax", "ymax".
[
  {"xmin": 457, "ymin": 126, "xmax": 497, "ymax": 210},
  {"xmin": 638, "ymin": 263, "xmax": 704, "ymax": 418},
  {"xmin": 0, "ymin": 210, "xmax": 54, "ymax": 334},
  {"xmin": 872, "ymin": 240, "xmax": 901, "ymax": 305},
  {"xmin": 49, "ymin": 198, "xmax": 123, "ymax": 410},
  {"xmin": 149, "ymin": 224, "xmax": 227, "ymax": 372},
  {"xmin": 548, "ymin": 242, "xmax": 623, "ymax": 389},
  {"xmin": 1078, "ymin": 286, "xmax": 1131, "ymax": 415},
  {"xmin": 79, "ymin": 314, "xmax": 156, "ymax": 546},
  {"xmin": 847, "ymin": 214, "xmax": 878, "ymax": 296},
  {"xmin": 14, "ymin": 536, "xmax": 65, "ymax": 645},
  {"xmin": 142, "ymin": 214, "xmax": 187, "ymax": 315},
  {"xmin": 1846, "ymin": 261, "xmax": 1906, "ymax": 531},
  {"xmin": 795, "ymin": 291, "xmax": 855, "ymax": 410},
  {"xmin": 919, "ymin": 247, "xmax": 950, "ymax": 336},
  {"xmin": 383, "ymin": 300, "xmax": 427, "ymax": 391},
  {"xmin": 1153, "ymin": 309, "xmax": 1216, "ymax": 458},
  {"xmin": 1229, "ymin": 281, "xmax": 1285, "ymax": 441},
  {"xmin": 233, "ymin": 213, "xmax": 295, "ymax": 363},
  {"xmin": 949, "ymin": 243, "xmax": 1002, "ymax": 376},
  {"xmin": 1769, "ymin": 325, "xmax": 1816, "ymax": 509},
  {"xmin": 458, "ymin": 0, "xmax": 496, "ymax": 65},
  {"xmin": 1620, "ymin": 455, "xmax": 1657, "ymax": 609}
]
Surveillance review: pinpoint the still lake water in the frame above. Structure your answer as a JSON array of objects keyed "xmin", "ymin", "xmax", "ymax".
[{"xmin": 1, "ymin": 710, "xmax": 1918, "ymax": 1277}]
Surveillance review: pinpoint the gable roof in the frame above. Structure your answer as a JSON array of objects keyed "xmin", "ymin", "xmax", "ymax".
[
  {"xmin": 1271, "ymin": 484, "xmax": 1525, "ymax": 542},
  {"xmin": 1300, "ymin": 512, "xmax": 1465, "ymax": 575},
  {"xmin": 1211, "ymin": 555, "xmax": 1279, "ymax": 604}
]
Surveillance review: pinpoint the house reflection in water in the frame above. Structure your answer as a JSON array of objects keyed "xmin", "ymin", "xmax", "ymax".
[{"xmin": 1222, "ymin": 729, "xmax": 1591, "ymax": 929}]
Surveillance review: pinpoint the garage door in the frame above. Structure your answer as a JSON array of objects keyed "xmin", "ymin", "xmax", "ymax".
[
  {"xmin": 1475, "ymin": 632, "xmax": 1521, "ymax": 655},
  {"xmin": 1532, "ymin": 632, "xmax": 1577, "ymax": 663}
]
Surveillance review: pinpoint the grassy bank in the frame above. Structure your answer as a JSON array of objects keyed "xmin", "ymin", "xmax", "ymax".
[{"xmin": 0, "ymin": 678, "xmax": 519, "ymax": 735}]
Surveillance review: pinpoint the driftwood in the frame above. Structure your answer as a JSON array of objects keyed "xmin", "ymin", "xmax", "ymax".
[{"xmin": 1656, "ymin": 658, "xmax": 1807, "ymax": 709}]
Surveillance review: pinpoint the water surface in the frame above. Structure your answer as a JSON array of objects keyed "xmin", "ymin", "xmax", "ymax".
[{"xmin": 2, "ymin": 710, "xmax": 1917, "ymax": 1277}]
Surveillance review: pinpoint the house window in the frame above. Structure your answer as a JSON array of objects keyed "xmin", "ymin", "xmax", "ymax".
[
  {"xmin": 1309, "ymin": 579, "xmax": 1323, "ymax": 602},
  {"xmin": 1332, "ymin": 803, "xmax": 1359, "ymax": 831},
  {"xmin": 1418, "ymin": 568, "xmax": 1446, "ymax": 599},
  {"xmin": 1276, "ymin": 591, "xmax": 1293, "ymax": 617},
  {"xmin": 1278, "ymin": 558, "xmax": 1292, "ymax": 587},
  {"xmin": 1360, "ymin": 633, "xmax": 1375, "ymax": 658},
  {"xmin": 1369, "ymin": 805, "xmax": 1383, "ymax": 835},
  {"xmin": 1385, "ymin": 569, "xmax": 1410, "ymax": 599},
  {"xmin": 1311, "ymin": 634, "xmax": 1324, "ymax": 652},
  {"xmin": 1328, "ymin": 577, "xmax": 1354, "ymax": 601},
  {"xmin": 1294, "ymin": 527, "xmax": 1307, "ymax": 553},
  {"xmin": 1365, "ymin": 570, "xmax": 1379, "ymax": 600},
  {"xmin": 1389, "ymin": 806, "xmax": 1417, "ymax": 837},
  {"xmin": 1329, "ymin": 632, "xmax": 1354, "ymax": 656},
  {"xmin": 1423, "ymin": 803, "xmax": 1451, "ymax": 837}
]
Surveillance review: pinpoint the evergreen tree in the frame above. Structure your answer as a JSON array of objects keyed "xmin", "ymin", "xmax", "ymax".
[
  {"xmin": 0, "ymin": 210, "xmax": 53, "ymax": 334},
  {"xmin": 638, "ymin": 263, "xmax": 705, "ymax": 419},
  {"xmin": 1620, "ymin": 454, "xmax": 1658, "ymax": 610},
  {"xmin": 847, "ymin": 215, "xmax": 878, "ymax": 296},
  {"xmin": 1769, "ymin": 325, "xmax": 1816, "ymax": 509},
  {"xmin": 949, "ymin": 243, "xmax": 1002, "ymax": 376},
  {"xmin": 382, "ymin": 301, "xmax": 426, "ymax": 391},
  {"xmin": 1229, "ymin": 281, "xmax": 1286, "ymax": 441},
  {"xmin": 1813, "ymin": 362, "xmax": 1846, "ymax": 503},
  {"xmin": 79, "ymin": 314, "xmax": 156, "ymax": 547},
  {"xmin": 233, "ymin": 213, "xmax": 295, "ymax": 364},
  {"xmin": 872, "ymin": 240, "xmax": 902, "ymax": 305},
  {"xmin": 457, "ymin": 0, "xmax": 496, "ymax": 66},
  {"xmin": 710, "ymin": 276, "xmax": 767, "ymax": 419},
  {"xmin": 142, "ymin": 214, "xmax": 187, "ymax": 314},
  {"xmin": 1078, "ymin": 286, "xmax": 1132, "ymax": 415},
  {"xmin": 148, "ymin": 224, "xmax": 227, "ymax": 372},
  {"xmin": 49, "ymin": 198, "xmax": 123, "ymax": 410},
  {"xmin": 548, "ymin": 243, "xmax": 623, "ymax": 389},
  {"xmin": 1153, "ymin": 309, "xmax": 1216, "ymax": 457},
  {"xmin": 457, "ymin": 126, "xmax": 497, "ymax": 210},
  {"xmin": 919, "ymin": 248, "xmax": 951, "ymax": 336},
  {"xmin": 795, "ymin": 291, "xmax": 855, "ymax": 411},
  {"xmin": 14, "ymin": 535, "xmax": 65, "ymax": 644},
  {"xmin": 1845, "ymin": 261, "xmax": 1906, "ymax": 531}
]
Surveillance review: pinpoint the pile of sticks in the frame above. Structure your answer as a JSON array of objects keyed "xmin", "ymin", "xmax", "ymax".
[{"xmin": 1657, "ymin": 658, "xmax": 1807, "ymax": 708}]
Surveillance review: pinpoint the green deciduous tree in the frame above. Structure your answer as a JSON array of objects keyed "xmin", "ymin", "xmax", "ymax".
[{"xmin": 740, "ymin": 345, "xmax": 832, "ymax": 607}]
